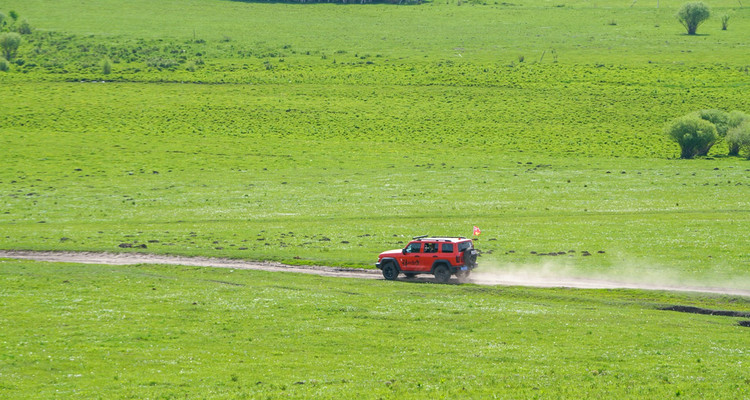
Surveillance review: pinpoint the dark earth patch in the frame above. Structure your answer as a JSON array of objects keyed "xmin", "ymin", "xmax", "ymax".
[{"xmin": 661, "ymin": 305, "xmax": 750, "ymax": 318}]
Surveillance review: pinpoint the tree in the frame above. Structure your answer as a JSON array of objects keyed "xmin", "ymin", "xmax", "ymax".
[
  {"xmin": 0, "ymin": 32, "xmax": 21, "ymax": 61},
  {"xmin": 0, "ymin": 12, "xmax": 6, "ymax": 30},
  {"xmin": 726, "ymin": 111, "xmax": 750, "ymax": 156},
  {"xmin": 665, "ymin": 115, "xmax": 718, "ymax": 159},
  {"xmin": 725, "ymin": 122, "xmax": 750, "ymax": 158},
  {"xmin": 691, "ymin": 109, "xmax": 729, "ymax": 156},
  {"xmin": 676, "ymin": 2, "xmax": 710, "ymax": 35},
  {"xmin": 696, "ymin": 109, "xmax": 729, "ymax": 137}
]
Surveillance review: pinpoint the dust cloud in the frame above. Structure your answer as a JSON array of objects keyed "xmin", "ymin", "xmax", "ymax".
[{"xmin": 470, "ymin": 261, "xmax": 750, "ymax": 297}]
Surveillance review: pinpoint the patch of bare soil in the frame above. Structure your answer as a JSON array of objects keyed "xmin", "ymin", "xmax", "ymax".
[
  {"xmin": 660, "ymin": 305, "xmax": 750, "ymax": 318},
  {"xmin": 0, "ymin": 250, "xmax": 380, "ymax": 279},
  {"xmin": 661, "ymin": 306, "xmax": 750, "ymax": 328}
]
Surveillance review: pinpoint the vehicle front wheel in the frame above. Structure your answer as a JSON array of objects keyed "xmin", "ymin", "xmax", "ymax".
[
  {"xmin": 433, "ymin": 265, "xmax": 451, "ymax": 283},
  {"xmin": 382, "ymin": 262, "xmax": 399, "ymax": 280}
]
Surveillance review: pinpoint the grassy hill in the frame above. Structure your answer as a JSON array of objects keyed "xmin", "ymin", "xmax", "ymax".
[{"xmin": 1, "ymin": 0, "xmax": 749, "ymax": 278}]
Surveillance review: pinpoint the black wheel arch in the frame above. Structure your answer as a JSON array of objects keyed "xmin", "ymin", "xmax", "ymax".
[
  {"xmin": 380, "ymin": 257, "xmax": 401, "ymax": 271},
  {"xmin": 430, "ymin": 260, "xmax": 453, "ymax": 274}
]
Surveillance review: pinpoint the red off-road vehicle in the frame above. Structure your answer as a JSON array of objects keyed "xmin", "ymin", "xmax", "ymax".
[{"xmin": 375, "ymin": 236, "xmax": 479, "ymax": 283}]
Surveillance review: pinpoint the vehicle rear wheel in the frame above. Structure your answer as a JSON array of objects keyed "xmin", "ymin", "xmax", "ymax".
[
  {"xmin": 455, "ymin": 269, "xmax": 471, "ymax": 283},
  {"xmin": 382, "ymin": 262, "xmax": 399, "ymax": 280},
  {"xmin": 433, "ymin": 265, "xmax": 451, "ymax": 283}
]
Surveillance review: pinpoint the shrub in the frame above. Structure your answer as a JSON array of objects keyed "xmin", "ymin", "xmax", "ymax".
[
  {"xmin": 696, "ymin": 109, "xmax": 730, "ymax": 137},
  {"xmin": 665, "ymin": 115, "xmax": 718, "ymax": 159},
  {"xmin": 725, "ymin": 122, "xmax": 750, "ymax": 158},
  {"xmin": 0, "ymin": 32, "xmax": 21, "ymax": 61},
  {"xmin": 0, "ymin": 12, "xmax": 6, "ymax": 30},
  {"xmin": 17, "ymin": 19, "xmax": 31, "ymax": 35},
  {"xmin": 676, "ymin": 2, "xmax": 710, "ymax": 35},
  {"xmin": 720, "ymin": 14, "xmax": 729, "ymax": 30},
  {"xmin": 0, "ymin": 57, "xmax": 8, "ymax": 72},
  {"xmin": 101, "ymin": 57, "xmax": 112, "ymax": 74},
  {"xmin": 146, "ymin": 56, "xmax": 179, "ymax": 70},
  {"xmin": 726, "ymin": 111, "xmax": 750, "ymax": 156},
  {"xmin": 687, "ymin": 109, "xmax": 729, "ymax": 156}
]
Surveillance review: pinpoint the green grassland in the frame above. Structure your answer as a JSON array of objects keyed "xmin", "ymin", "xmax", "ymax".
[
  {"xmin": 2, "ymin": 0, "xmax": 750, "ymax": 398},
  {"xmin": 1, "ymin": 1, "xmax": 749, "ymax": 273},
  {"xmin": 1, "ymin": 259, "xmax": 749, "ymax": 399},
  {"xmin": 1, "ymin": 0, "xmax": 750, "ymax": 278}
]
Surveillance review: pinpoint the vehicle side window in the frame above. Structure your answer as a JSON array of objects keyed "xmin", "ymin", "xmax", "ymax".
[
  {"xmin": 424, "ymin": 242, "xmax": 438, "ymax": 253},
  {"xmin": 441, "ymin": 243, "xmax": 454, "ymax": 253},
  {"xmin": 405, "ymin": 242, "xmax": 422, "ymax": 253}
]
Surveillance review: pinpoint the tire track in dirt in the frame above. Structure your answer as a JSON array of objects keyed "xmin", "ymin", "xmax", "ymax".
[
  {"xmin": 0, "ymin": 250, "xmax": 382, "ymax": 279},
  {"xmin": 2, "ymin": 250, "xmax": 749, "ymax": 297}
]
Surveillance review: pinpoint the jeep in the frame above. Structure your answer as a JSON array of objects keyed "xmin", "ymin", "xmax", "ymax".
[{"xmin": 375, "ymin": 236, "xmax": 479, "ymax": 283}]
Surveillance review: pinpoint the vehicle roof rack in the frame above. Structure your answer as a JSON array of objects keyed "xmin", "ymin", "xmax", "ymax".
[{"xmin": 412, "ymin": 235, "xmax": 467, "ymax": 240}]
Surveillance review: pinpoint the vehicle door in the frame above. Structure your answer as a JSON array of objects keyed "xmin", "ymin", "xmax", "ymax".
[
  {"xmin": 421, "ymin": 241, "xmax": 440, "ymax": 271},
  {"xmin": 399, "ymin": 242, "xmax": 422, "ymax": 271}
]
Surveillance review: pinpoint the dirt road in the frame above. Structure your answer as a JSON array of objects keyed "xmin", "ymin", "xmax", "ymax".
[{"xmin": 2, "ymin": 250, "xmax": 749, "ymax": 297}]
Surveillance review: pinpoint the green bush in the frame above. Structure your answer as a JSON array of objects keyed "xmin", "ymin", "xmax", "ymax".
[
  {"xmin": 725, "ymin": 122, "xmax": 750, "ymax": 158},
  {"xmin": 0, "ymin": 12, "xmax": 6, "ymax": 30},
  {"xmin": 0, "ymin": 31, "xmax": 21, "ymax": 61},
  {"xmin": 696, "ymin": 109, "xmax": 729, "ymax": 137},
  {"xmin": 0, "ymin": 57, "xmax": 8, "ymax": 72},
  {"xmin": 676, "ymin": 2, "xmax": 710, "ymax": 35},
  {"xmin": 17, "ymin": 19, "xmax": 31, "ymax": 35},
  {"xmin": 146, "ymin": 56, "xmax": 179, "ymax": 70},
  {"xmin": 726, "ymin": 111, "xmax": 750, "ymax": 156},
  {"xmin": 720, "ymin": 14, "xmax": 729, "ymax": 30},
  {"xmin": 665, "ymin": 115, "xmax": 717, "ymax": 159},
  {"xmin": 101, "ymin": 57, "xmax": 112, "ymax": 74}
]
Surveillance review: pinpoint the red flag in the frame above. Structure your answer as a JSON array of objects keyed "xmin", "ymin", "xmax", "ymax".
[{"xmin": 473, "ymin": 226, "xmax": 481, "ymax": 236}]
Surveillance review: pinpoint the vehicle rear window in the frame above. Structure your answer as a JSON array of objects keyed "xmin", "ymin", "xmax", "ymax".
[
  {"xmin": 441, "ymin": 243, "xmax": 454, "ymax": 253},
  {"xmin": 457, "ymin": 241, "xmax": 473, "ymax": 252}
]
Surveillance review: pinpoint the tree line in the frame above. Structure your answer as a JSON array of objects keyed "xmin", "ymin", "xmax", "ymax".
[
  {"xmin": 232, "ymin": 0, "xmax": 423, "ymax": 4},
  {"xmin": 0, "ymin": 9, "xmax": 33, "ymax": 71}
]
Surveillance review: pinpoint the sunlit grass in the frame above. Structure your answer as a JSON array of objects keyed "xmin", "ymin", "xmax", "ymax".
[{"xmin": 1, "ymin": 260, "xmax": 748, "ymax": 399}]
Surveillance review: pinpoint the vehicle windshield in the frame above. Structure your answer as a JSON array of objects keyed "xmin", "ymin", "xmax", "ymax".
[{"xmin": 457, "ymin": 241, "xmax": 473, "ymax": 252}]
